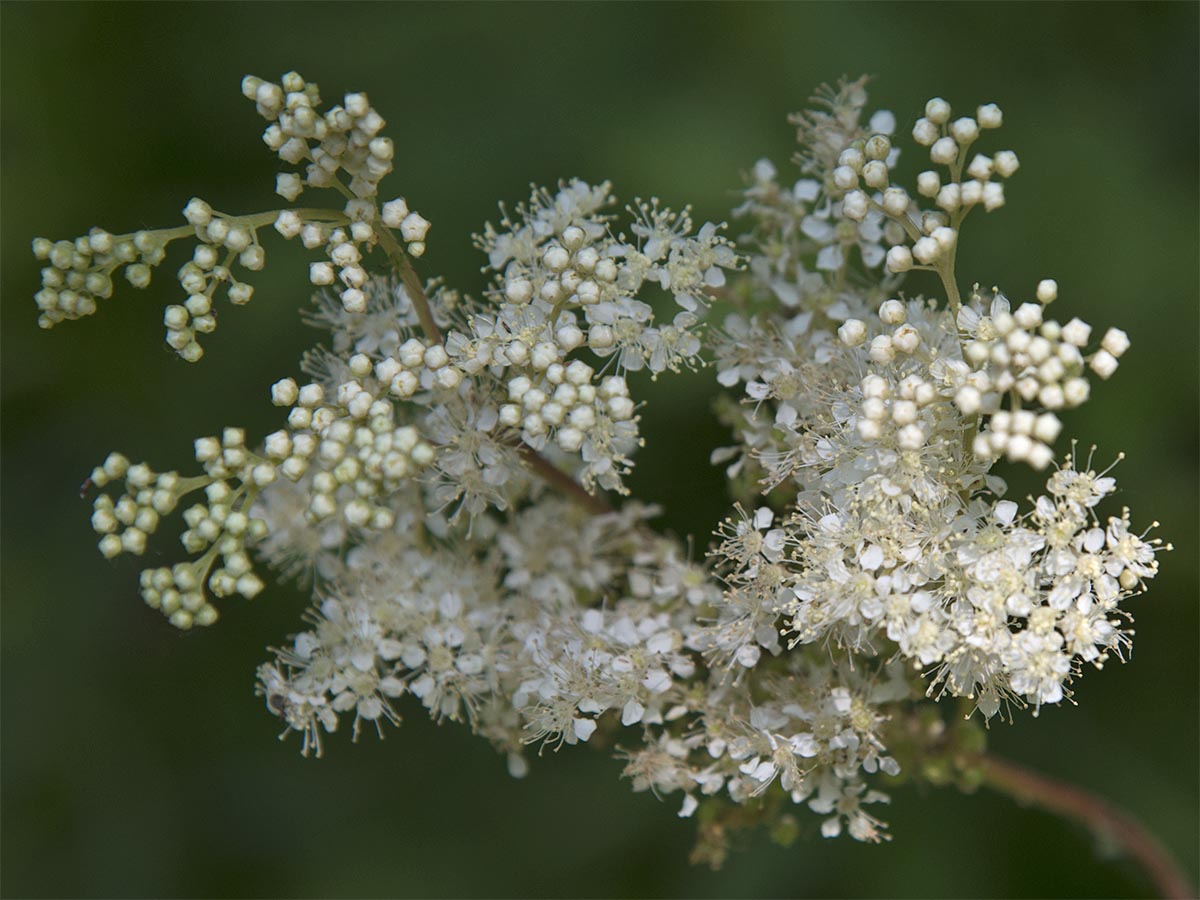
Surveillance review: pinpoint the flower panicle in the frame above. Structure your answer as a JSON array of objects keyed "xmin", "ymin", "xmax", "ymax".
[{"xmin": 40, "ymin": 74, "xmax": 1168, "ymax": 861}]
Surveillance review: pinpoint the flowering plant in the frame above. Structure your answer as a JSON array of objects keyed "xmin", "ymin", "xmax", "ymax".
[{"xmin": 32, "ymin": 71, "xmax": 1185, "ymax": 893}]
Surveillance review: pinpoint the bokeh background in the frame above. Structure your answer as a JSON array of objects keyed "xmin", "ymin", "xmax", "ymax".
[{"xmin": 2, "ymin": 3, "xmax": 1197, "ymax": 898}]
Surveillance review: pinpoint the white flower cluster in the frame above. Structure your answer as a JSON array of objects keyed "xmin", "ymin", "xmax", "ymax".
[
  {"xmin": 474, "ymin": 182, "xmax": 736, "ymax": 375},
  {"xmin": 62, "ymin": 76, "xmax": 735, "ymax": 632},
  {"xmin": 255, "ymin": 499, "xmax": 678, "ymax": 758},
  {"xmin": 450, "ymin": 181, "xmax": 738, "ymax": 489},
  {"xmin": 254, "ymin": 490, "xmax": 907, "ymax": 847},
  {"xmin": 42, "ymin": 74, "xmax": 1167, "ymax": 860},
  {"xmin": 621, "ymin": 659, "xmax": 907, "ymax": 846},
  {"xmin": 782, "ymin": 447, "xmax": 1162, "ymax": 716},
  {"xmin": 711, "ymin": 80, "xmax": 1164, "ymax": 736},
  {"xmin": 734, "ymin": 78, "xmax": 905, "ymax": 316}
]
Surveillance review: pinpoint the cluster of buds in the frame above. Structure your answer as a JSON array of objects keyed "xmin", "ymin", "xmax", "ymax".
[
  {"xmin": 836, "ymin": 302, "xmax": 934, "ymax": 450},
  {"xmin": 852, "ymin": 371, "xmax": 939, "ymax": 451},
  {"xmin": 160, "ymin": 198, "xmax": 272, "ymax": 360},
  {"xmin": 246, "ymin": 71, "xmax": 388, "ymax": 202},
  {"xmin": 382, "ymin": 198, "xmax": 430, "ymax": 258},
  {"xmin": 34, "ymin": 199, "xmax": 311, "ymax": 360},
  {"xmin": 267, "ymin": 371, "xmax": 436, "ymax": 528},
  {"xmin": 179, "ymin": 430, "xmax": 272, "ymax": 619},
  {"xmin": 954, "ymin": 282, "xmax": 1129, "ymax": 467},
  {"xmin": 32, "ymin": 71, "xmax": 431, "ymax": 358},
  {"xmin": 373, "ymin": 337, "xmax": 464, "ymax": 396},
  {"xmin": 503, "ymin": 224, "xmax": 620, "ymax": 312},
  {"xmin": 86, "ymin": 443, "xmax": 267, "ymax": 629},
  {"xmin": 246, "ymin": 68, "xmax": 433, "ymax": 316},
  {"xmin": 300, "ymin": 215, "xmax": 377, "ymax": 314},
  {"xmin": 839, "ymin": 298, "xmax": 923, "ymax": 360},
  {"xmin": 819, "ymin": 95, "xmax": 1131, "ymax": 473},
  {"xmin": 830, "ymin": 97, "xmax": 1018, "ymax": 276},
  {"xmin": 245, "ymin": 71, "xmax": 429, "ymax": 258},
  {"xmin": 140, "ymin": 454, "xmax": 269, "ymax": 630},
  {"xmin": 88, "ymin": 453, "xmax": 179, "ymax": 559},
  {"xmin": 138, "ymin": 564, "xmax": 221, "ymax": 630},
  {"xmin": 283, "ymin": 202, "xmax": 430, "ymax": 315},
  {"xmin": 33, "ymin": 228, "xmax": 162, "ymax": 330},
  {"xmin": 500, "ymin": 363, "xmax": 635, "ymax": 455}
]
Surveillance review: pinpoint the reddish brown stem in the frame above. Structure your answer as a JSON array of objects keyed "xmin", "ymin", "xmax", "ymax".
[
  {"xmin": 517, "ymin": 446, "xmax": 612, "ymax": 516},
  {"xmin": 979, "ymin": 755, "xmax": 1194, "ymax": 899}
]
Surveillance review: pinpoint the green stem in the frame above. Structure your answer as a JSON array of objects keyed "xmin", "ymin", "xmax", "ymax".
[
  {"xmin": 936, "ymin": 261, "xmax": 962, "ymax": 316},
  {"xmin": 869, "ymin": 196, "xmax": 921, "ymax": 244},
  {"xmin": 105, "ymin": 208, "xmax": 351, "ymax": 247},
  {"xmin": 236, "ymin": 208, "xmax": 350, "ymax": 228},
  {"xmin": 935, "ymin": 137, "xmax": 979, "ymax": 316},
  {"xmin": 374, "ymin": 226, "xmax": 442, "ymax": 343}
]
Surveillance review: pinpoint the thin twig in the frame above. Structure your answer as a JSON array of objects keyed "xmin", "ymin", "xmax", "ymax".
[
  {"xmin": 517, "ymin": 445, "xmax": 613, "ymax": 516},
  {"xmin": 977, "ymin": 754, "xmax": 1194, "ymax": 900},
  {"xmin": 374, "ymin": 222, "xmax": 610, "ymax": 516},
  {"xmin": 374, "ymin": 225, "xmax": 442, "ymax": 344}
]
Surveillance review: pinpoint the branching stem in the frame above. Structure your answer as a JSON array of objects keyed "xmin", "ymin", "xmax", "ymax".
[{"xmin": 375, "ymin": 219, "xmax": 609, "ymax": 515}]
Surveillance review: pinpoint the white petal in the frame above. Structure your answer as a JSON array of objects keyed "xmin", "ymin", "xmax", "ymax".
[
  {"xmin": 621, "ymin": 700, "xmax": 645, "ymax": 726},
  {"xmin": 573, "ymin": 717, "xmax": 597, "ymax": 742},
  {"xmin": 994, "ymin": 500, "xmax": 1019, "ymax": 525}
]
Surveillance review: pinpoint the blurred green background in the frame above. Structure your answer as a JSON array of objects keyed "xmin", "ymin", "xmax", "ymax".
[{"xmin": 2, "ymin": 2, "xmax": 1197, "ymax": 897}]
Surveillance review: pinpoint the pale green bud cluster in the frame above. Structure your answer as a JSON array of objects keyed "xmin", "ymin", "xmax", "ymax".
[
  {"xmin": 31, "ymin": 70, "xmax": 429, "ymax": 356},
  {"xmin": 87, "ymin": 428, "xmax": 274, "ymax": 629},
  {"xmin": 33, "ymin": 228, "xmax": 161, "ymax": 330},
  {"xmin": 89, "ymin": 452, "xmax": 180, "ymax": 559},
  {"xmin": 245, "ymin": 69, "xmax": 429, "ymax": 307}
]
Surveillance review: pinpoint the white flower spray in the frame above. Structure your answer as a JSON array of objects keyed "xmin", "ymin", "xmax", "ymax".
[{"xmin": 36, "ymin": 72, "xmax": 1181, "ymax": 884}]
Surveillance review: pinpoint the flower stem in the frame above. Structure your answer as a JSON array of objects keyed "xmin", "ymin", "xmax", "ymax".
[{"xmin": 977, "ymin": 754, "xmax": 1194, "ymax": 899}]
